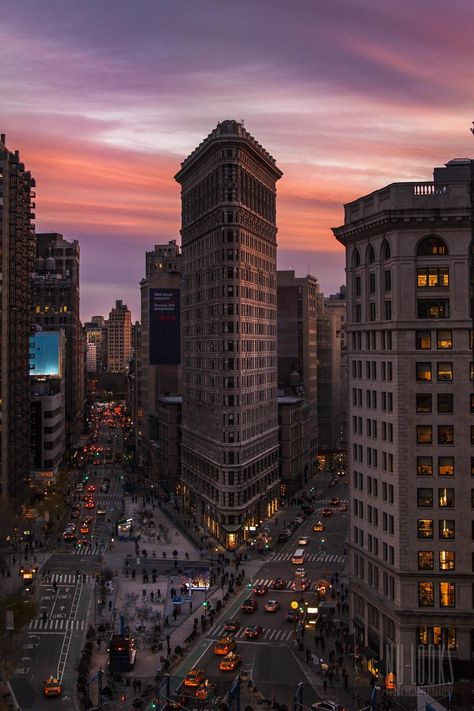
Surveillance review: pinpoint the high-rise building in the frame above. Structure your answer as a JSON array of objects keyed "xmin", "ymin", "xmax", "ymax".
[
  {"xmin": 138, "ymin": 241, "xmax": 181, "ymax": 474},
  {"xmin": 333, "ymin": 158, "xmax": 474, "ymax": 691},
  {"xmin": 30, "ymin": 330, "xmax": 66, "ymax": 476},
  {"xmin": 85, "ymin": 316, "xmax": 105, "ymax": 373},
  {"xmin": 33, "ymin": 233, "xmax": 83, "ymax": 449},
  {"xmin": 277, "ymin": 270, "xmax": 319, "ymax": 489},
  {"xmin": 175, "ymin": 120, "xmax": 282, "ymax": 549},
  {"xmin": 316, "ymin": 287, "xmax": 347, "ymax": 453},
  {"xmin": 0, "ymin": 134, "xmax": 36, "ymax": 500},
  {"xmin": 106, "ymin": 300, "xmax": 132, "ymax": 373}
]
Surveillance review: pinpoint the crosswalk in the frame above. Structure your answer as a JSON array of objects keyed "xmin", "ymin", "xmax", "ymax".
[
  {"xmin": 71, "ymin": 543, "xmax": 104, "ymax": 556},
  {"xmin": 317, "ymin": 498, "xmax": 349, "ymax": 505},
  {"xmin": 207, "ymin": 623, "xmax": 293, "ymax": 643},
  {"xmin": 28, "ymin": 618, "xmax": 85, "ymax": 631},
  {"xmin": 40, "ymin": 573, "xmax": 95, "ymax": 585},
  {"xmin": 270, "ymin": 552, "xmax": 345, "ymax": 564}
]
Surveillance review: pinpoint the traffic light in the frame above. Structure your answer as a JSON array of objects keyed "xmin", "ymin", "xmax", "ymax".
[
  {"xmin": 151, "ymin": 703, "xmax": 157, "ymax": 710},
  {"xmin": 247, "ymin": 582, "xmax": 252, "ymax": 588},
  {"xmin": 202, "ymin": 600, "xmax": 209, "ymax": 608}
]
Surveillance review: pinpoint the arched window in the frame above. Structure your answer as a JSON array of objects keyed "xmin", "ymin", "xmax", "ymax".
[
  {"xmin": 352, "ymin": 248, "xmax": 360, "ymax": 267},
  {"xmin": 381, "ymin": 240, "xmax": 391, "ymax": 260},
  {"xmin": 366, "ymin": 244, "xmax": 375, "ymax": 264},
  {"xmin": 416, "ymin": 236, "xmax": 449, "ymax": 256}
]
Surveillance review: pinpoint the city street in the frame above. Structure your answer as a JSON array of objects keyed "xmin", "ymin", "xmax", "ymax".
[{"xmin": 169, "ymin": 476, "xmax": 350, "ymax": 709}]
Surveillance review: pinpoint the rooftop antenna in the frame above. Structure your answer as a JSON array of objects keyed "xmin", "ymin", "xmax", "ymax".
[{"xmin": 241, "ymin": 118, "xmax": 245, "ymax": 127}]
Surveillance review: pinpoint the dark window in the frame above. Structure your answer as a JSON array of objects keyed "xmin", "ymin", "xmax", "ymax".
[
  {"xmin": 437, "ymin": 394, "xmax": 453, "ymax": 413},
  {"xmin": 370, "ymin": 302, "xmax": 376, "ymax": 321},
  {"xmin": 416, "ymin": 394, "xmax": 432, "ymax": 413},
  {"xmin": 438, "ymin": 425, "xmax": 453, "ymax": 445},
  {"xmin": 417, "ymin": 300, "xmax": 450, "ymax": 319},
  {"xmin": 355, "ymin": 276, "xmax": 361, "ymax": 295},
  {"xmin": 384, "ymin": 270, "xmax": 392, "ymax": 291},
  {"xmin": 417, "ymin": 488, "xmax": 433, "ymax": 507},
  {"xmin": 369, "ymin": 273, "xmax": 376, "ymax": 293},
  {"xmin": 471, "ymin": 394, "xmax": 474, "ymax": 414},
  {"xmin": 416, "ymin": 331, "xmax": 431, "ymax": 349},
  {"xmin": 367, "ymin": 245, "xmax": 375, "ymax": 264},
  {"xmin": 382, "ymin": 241, "xmax": 391, "ymax": 259},
  {"xmin": 384, "ymin": 301, "xmax": 392, "ymax": 320}
]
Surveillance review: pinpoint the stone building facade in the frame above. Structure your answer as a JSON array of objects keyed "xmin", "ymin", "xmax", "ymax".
[
  {"xmin": 333, "ymin": 158, "xmax": 474, "ymax": 691},
  {"xmin": 175, "ymin": 120, "xmax": 282, "ymax": 549}
]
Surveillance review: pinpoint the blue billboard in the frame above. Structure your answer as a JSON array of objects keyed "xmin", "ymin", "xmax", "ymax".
[
  {"xmin": 30, "ymin": 332, "xmax": 62, "ymax": 377},
  {"xmin": 149, "ymin": 288, "xmax": 181, "ymax": 365}
]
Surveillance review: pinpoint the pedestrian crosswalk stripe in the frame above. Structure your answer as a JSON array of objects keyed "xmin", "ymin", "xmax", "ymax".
[
  {"xmin": 71, "ymin": 543, "xmax": 104, "ymax": 556},
  {"xmin": 40, "ymin": 573, "xmax": 95, "ymax": 585},
  {"xmin": 317, "ymin": 498, "xmax": 348, "ymax": 505},
  {"xmin": 270, "ymin": 552, "xmax": 345, "ymax": 564},
  {"xmin": 28, "ymin": 618, "xmax": 85, "ymax": 631},
  {"xmin": 207, "ymin": 624, "xmax": 292, "ymax": 642}
]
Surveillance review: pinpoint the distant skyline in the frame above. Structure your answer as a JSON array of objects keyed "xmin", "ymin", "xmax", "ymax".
[{"xmin": 2, "ymin": 0, "xmax": 474, "ymax": 320}]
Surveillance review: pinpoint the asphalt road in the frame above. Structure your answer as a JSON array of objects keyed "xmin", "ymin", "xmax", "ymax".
[
  {"xmin": 9, "ymin": 408, "xmax": 127, "ymax": 709},
  {"xmin": 170, "ymin": 476, "xmax": 349, "ymax": 709}
]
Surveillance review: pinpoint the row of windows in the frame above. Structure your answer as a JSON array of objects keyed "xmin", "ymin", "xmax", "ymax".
[
  {"xmin": 352, "ymin": 417, "xmax": 393, "ymax": 441},
  {"xmin": 416, "ymin": 456, "xmax": 464, "ymax": 476},
  {"xmin": 353, "ymin": 472, "xmax": 395, "ymax": 503},
  {"xmin": 418, "ymin": 551, "xmax": 455, "ymax": 571},
  {"xmin": 418, "ymin": 581, "xmax": 455, "ymax": 607},
  {"xmin": 418, "ymin": 519, "xmax": 455, "ymax": 538},
  {"xmin": 352, "ymin": 388, "xmax": 393, "ymax": 411},
  {"xmin": 416, "ymin": 488, "xmax": 457, "ymax": 508},
  {"xmin": 353, "ymin": 499, "xmax": 395, "ymax": 532},
  {"xmin": 416, "ymin": 330, "xmax": 453, "ymax": 350},
  {"xmin": 353, "ymin": 553, "xmax": 396, "ymax": 599},
  {"xmin": 353, "ymin": 445, "xmax": 394, "ymax": 472},
  {"xmin": 351, "ymin": 361, "xmax": 393, "ymax": 381},
  {"xmin": 351, "ymin": 236, "xmax": 448, "ymax": 269},
  {"xmin": 416, "ymin": 361, "xmax": 474, "ymax": 381},
  {"xmin": 354, "ymin": 298, "xmax": 452, "ymax": 323},
  {"xmin": 354, "ymin": 266, "xmax": 449, "ymax": 299},
  {"xmin": 350, "ymin": 330, "xmax": 393, "ymax": 351},
  {"xmin": 416, "ymin": 425, "xmax": 455, "ymax": 445}
]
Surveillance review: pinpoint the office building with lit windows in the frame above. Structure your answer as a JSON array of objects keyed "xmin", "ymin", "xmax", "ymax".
[
  {"xmin": 333, "ymin": 158, "xmax": 474, "ymax": 691},
  {"xmin": 0, "ymin": 134, "xmax": 36, "ymax": 500},
  {"xmin": 175, "ymin": 120, "xmax": 282, "ymax": 549},
  {"xmin": 34, "ymin": 233, "xmax": 83, "ymax": 450}
]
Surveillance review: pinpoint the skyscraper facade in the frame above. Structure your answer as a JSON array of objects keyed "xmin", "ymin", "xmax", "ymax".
[
  {"xmin": 175, "ymin": 120, "xmax": 282, "ymax": 549},
  {"xmin": 138, "ymin": 241, "xmax": 182, "ymax": 477},
  {"xmin": 0, "ymin": 134, "xmax": 36, "ymax": 500},
  {"xmin": 34, "ymin": 233, "xmax": 83, "ymax": 449},
  {"xmin": 277, "ymin": 270, "xmax": 319, "ymax": 489},
  {"xmin": 333, "ymin": 158, "xmax": 474, "ymax": 690},
  {"xmin": 106, "ymin": 300, "xmax": 132, "ymax": 373}
]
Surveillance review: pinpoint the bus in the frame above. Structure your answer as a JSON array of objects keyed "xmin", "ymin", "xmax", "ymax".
[{"xmin": 291, "ymin": 549, "xmax": 305, "ymax": 565}]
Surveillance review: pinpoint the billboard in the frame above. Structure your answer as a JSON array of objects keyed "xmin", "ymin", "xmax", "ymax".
[
  {"xmin": 29, "ymin": 332, "xmax": 62, "ymax": 377},
  {"xmin": 149, "ymin": 288, "xmax": 180, "ymax": 365}
]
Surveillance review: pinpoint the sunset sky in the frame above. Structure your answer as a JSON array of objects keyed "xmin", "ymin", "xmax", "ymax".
[{"xmin": 2, "ymin": 0, "xmax": 474, "ymax": 320}]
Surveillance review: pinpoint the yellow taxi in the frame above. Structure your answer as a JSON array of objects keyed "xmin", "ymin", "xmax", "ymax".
[
  {"xmin": 184, "ymin": 669, "xmax": 206, "ymax": 687},
  {"xmin": 219, "ymin": 652, "xmax": 241, "ymax": 671},
  {"xmin": 313, "ymin": 521, "xmax": 325, "ymax": 532},
  {"xmin": 195, "ymin": 681, "xmax": 217, "ymax": 700},
  {"xmin": 43, "ymin": 676, "xmax": 62, "ymax": 697},
  {"xmin": 213, "ymin": 636, "xmax": 236, "ymax": 655},
  {"xmin": 79, "ymin": 523, "xmax": 90, "ymax": 534}
]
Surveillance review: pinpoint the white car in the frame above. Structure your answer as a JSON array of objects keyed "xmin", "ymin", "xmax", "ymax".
[
  {"xmin": 298, "ymin": 536, "xmax": 310, "ymax": 546},
  {"xmin": 295, "ymin": 566, "xmax": 305, "ymax": 576},
  {"xmin": 76, "ymin": 483, "xmax": 83, "ymax": 492}
]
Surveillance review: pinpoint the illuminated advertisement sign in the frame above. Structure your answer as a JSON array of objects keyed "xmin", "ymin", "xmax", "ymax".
[
  {"xmin": 149, "ymin": 288, "xmax": 181, "ymax": 365},
  {"xmin": 29, "ymin": 332, "xmax": 62, "ymax": 377}
]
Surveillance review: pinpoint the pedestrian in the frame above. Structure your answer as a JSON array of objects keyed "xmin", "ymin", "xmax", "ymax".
[
  {"xmin": 173, "ymin": 607, "xmax": 178, "ymax": 621},
  {"xmin": 190, "ymin": 601, "xmax": 193, "ymax": 612},
  {"xmin": 137, "ymin": 679, "xmax": 142, "ymax": 692},
  {"xmin": 305, "ymin": 648, "xmax": 311, "ymax": 664}
]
